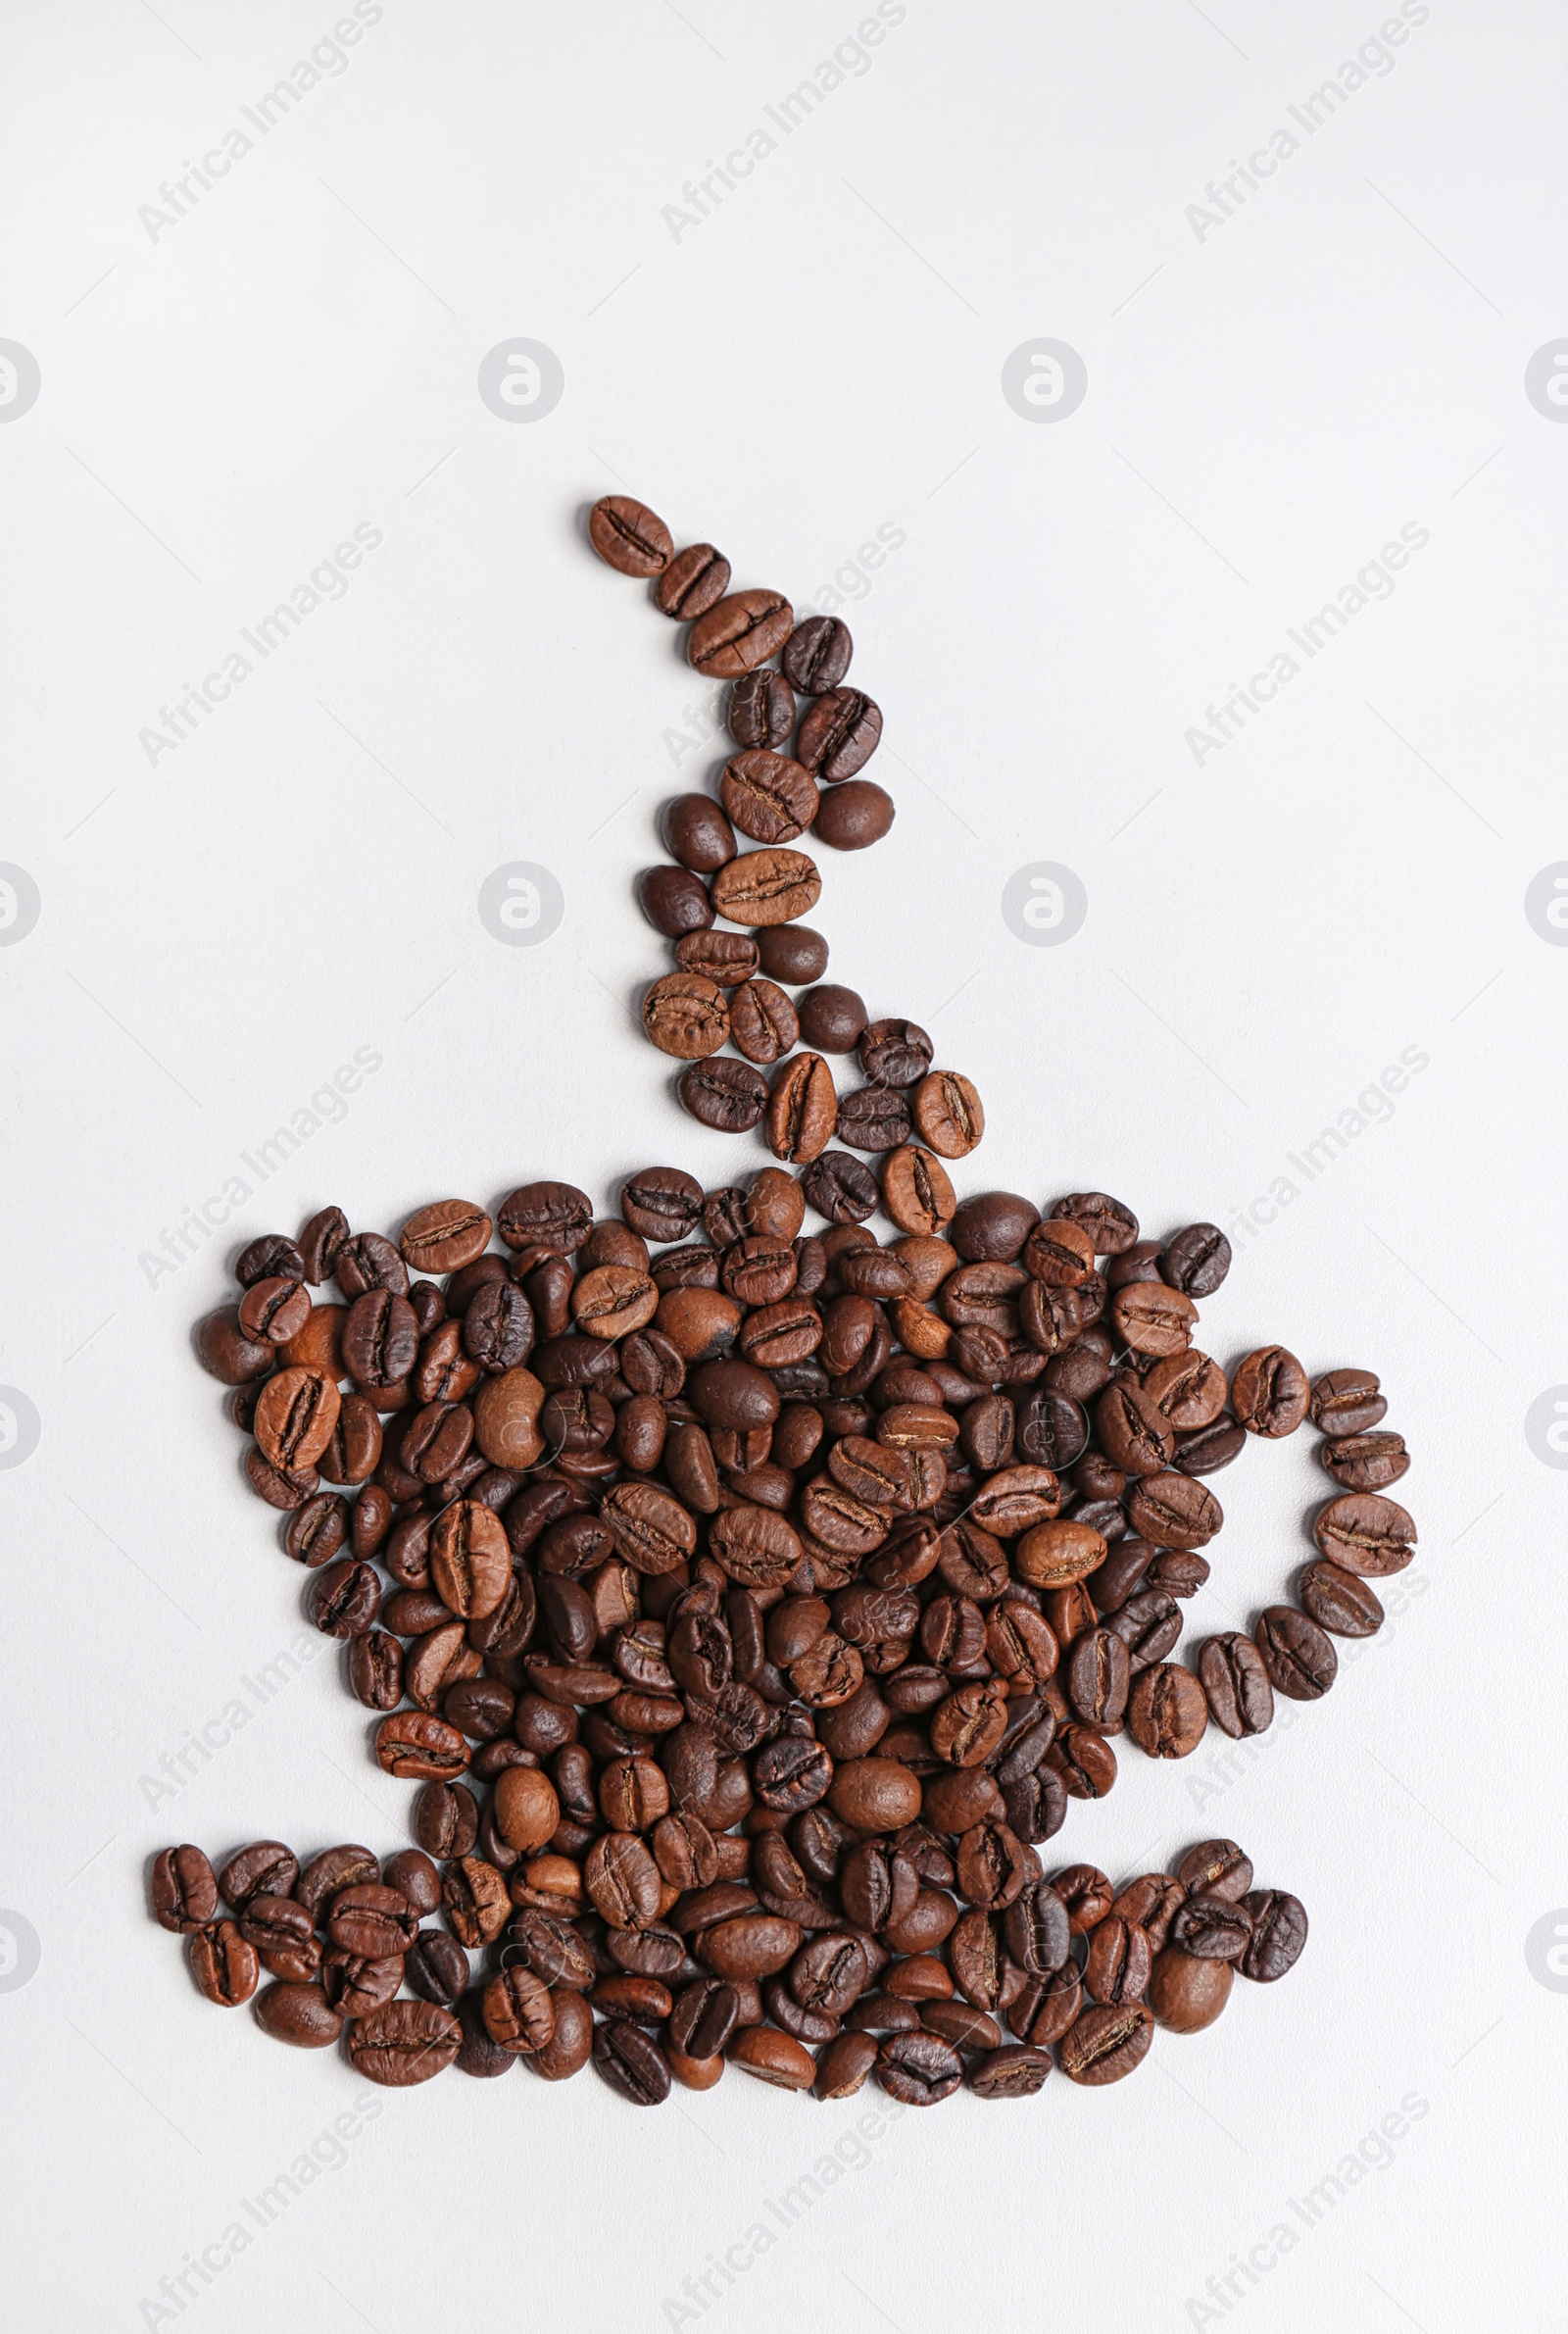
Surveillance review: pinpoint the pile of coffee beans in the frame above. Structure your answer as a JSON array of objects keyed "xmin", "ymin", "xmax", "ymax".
[
  {"xmin": 590, "ymin": 493, "xmax": 985, "ymax": 1182},
  {"xmin": 153, "ymin": 1824, "xmax": 1303, "ymax": 2098},
  {"xmin": 170, "ymin": 1171, "xmax": 1403, "ymax": 2098}
]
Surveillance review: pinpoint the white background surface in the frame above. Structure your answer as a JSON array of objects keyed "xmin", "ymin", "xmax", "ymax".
[{"xmin": 2, "ymin": 3, "xmax": 1564, "ymax": 2328}]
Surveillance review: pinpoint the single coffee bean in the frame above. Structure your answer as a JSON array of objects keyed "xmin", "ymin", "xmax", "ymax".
[
  {"xmin": 1172, "ymin": 1415, "xmax": 1246, "ymax": 1474},
  {"xmin": 620, "ymin": 1167, "xmax": 704, "ymax": 1244},
  {"xmin": 220, "ymin": 1842, "xmax": 299, "ymax": 1910},
  {"xmin": 837, "ymin": 1085, "xmax": 911, "ymax": 1153},
  {"xmin": 797, "ymin": 984, "xmax": 867, "ymax": 1053},
  {"xmin": 1159, "ymin": 1223, "xmax": 1231, "ymax": 1296},
  {"xmin": 1125, "ymin": 1663, "xmax": 1207, "ymax": 1757},
  {"xmin": 679, "ymin": 1058, "xmax": 768, "ymax": 1133},
  {"xmin": 1312, "ymin": 1492, "xmax": 1416, "ymax": 1576},
  {"xmin": 911, "ymin": 1071, "xmax": 984, "ymax": 1160},
  {"xmin": 1254, "ymin": 1607, "xmax": 1337, "ymax": 1700},
  {"xmin": 1298, "ymin": 1559, "xmax": 1385, "ymax": 1638},
  {"xmin": 1310, "ymin": 1367, "xmax": 1386, "ymax": 1435},
  {"xmin": 1319, "ymin": 1429, "xmax": 1409, "ymax": 1491},
  {"xmin": 675, "ymin": 930, "xmax": 760, "ymax": 986},
  {"xmin": 720, "ymin": 751, "xmax": 818, "ymax": 845},
  {"xmin": 814, "ymin": 777, "xmax": 894, "ymax": 851},
  {"xmin": 795, "ymin": 686, "xmax": 882, "ymax": 779},
  {"xmin": 638, "ymin": 865, "xmax": 714, "ymax": 938},
  {"xmin": 782, "ymin": 615, "xmax": 853, "ymax": 694},
  {"xmin": 1059, "ymin": 2001, "xmax": 1152, "ymax": 2085},
  {"xmin": 688, "ymin": 588, "xmax": 794, "ymax": 678},
  {"xmin": 643, "ymin": 974, "xmax": 730, "ymax": 1061},
  {"xmin": 1239, "ymin": 1890, "xmax": 1307, "ymax": 1981},
  {"xmin": 254, "ymin": 1982, "xmax": 342, "ymax": 2049},
  {"xmin": 1147, "ymin": 1947, "xmax": 1232, "ymax": 2032},
  {"xmin": 875, "ymin": 2030, "xmax": 963, "ymax": 2105},
  {"xmin": 589, "ymin": 495, "xmax": 671, "ymax": 575},
  {"xmin": 1170, "ymin": 1894, "xmax": 1252, "ymax": 1962},
  {"xmin": 662, "ymin": 793, "xmax": 737, "ymax": 874},
  {"xmin": 728, "ymin": 670, "xmax": 795, "ymax": 750},
  {"xmin": 349, "ymin": 1998, "xmax": 462, "ymax": 2085},
  {"xmin": 1230, "ymin": 1346, "xmax": 1310, "ymax": 1437},
  {"xmin": 710, "ymin": 847, "xmax": 821, "ymax": 927},
  {"xmin": 592, "ymin": 2016, "xmax": 672, "ymax": 2104},
  {"xmin": 802, "ymin": 1152, "xmax": 878, "ymax": 1224},
  {"xmin": 1198, "ymin": 1634, "xmax": 1274, "ymax": 1738},
  {"xmin": 190, "ymin": 1919, "xmax": 259, "ymax": 2008},
  {"xmin": 656, "ymin": 541, "xmax": 730, "ymax": 618},
  {"xmin": 152, "ymin": 1846, "xmax": 219, "ymax": 1933}
]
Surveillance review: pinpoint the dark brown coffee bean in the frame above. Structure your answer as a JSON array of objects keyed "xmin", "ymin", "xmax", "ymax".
[
  {"xmin": 152, "ymin": 1846, "xmax": 219, "ymax": 1933},
  {"xmin": 1172, "ymin": 1415, "xmax": 1246, "ymax": 1474},
  {"xmin": 858, "ymin": 1018, "xmax": 931, "ymax": 1088},
  {"xmin": 1255, "ymin": 1607, "xmax": 1337, "ymax": 1700},
  {"xmin": 350, "ymin": 1629, "xmax": 403, "ymax": 1709},
  {"xmin": 838, "ymin": 1085, "xmax": 910, "ymax": 1152},
  {"xmin": 1319, "ymin": 1430, "xmax": 1409, "ymax": 1491},
  {"xmin": 728, "ymin": 669, "xmax": 795, "ymax": 750},
  {"xmin": 1198, "ymin": 1634, "xmax": 1274, "ymax": 1738},
  {"xmin": 1050, "ymin": 1192, "xmax": 1139, "ymax": 1256},
  {"xmin": 1240, "ymin": 1890, "xmax": 1307, "ymax": 1981},
  {"xmin": 1096, "ymin": 1383, "xmax": 1175, "ymax": 1476},
  {"xmin": 589, "ymin": 495, "xmax": 671, "ymax": 575},
  {"xmin": 1171, "ymin": 1894, "xmax": 1252, "ymax": 1962},
  {"xmin": 815, "ymin": 777, "xmax": 893, "ymax": 851},
  {"xmin": 679, "ymin": 1058, "xmax": 768, "ymax": 1133},
  {"xmin": 1126, "ymin": 1471, "xmax": 1221, "ymax": 1550},
  {"xmin": 593, "ymin": 2016, "xmax": 672, "ymax": 2103},
  {"xmin": 1059, "ymin": 2001, "xmax": 1152, "ymax": 2084},
  {"xmin": 674, "ymin": 929, "xmax": 760, "ymax": 986},
  {"xmin": 795, "ymin": 686, "xmax": 881, "ymax": 779},
  {"xmin": 1105, "ymin": 1590, "xmax": 1182, "ymax": 1672},
  {"xmin": 656, "ymin": 541, "xmax": 730, "ymax": 618},
  {"xmin": 1125, "ymin": 1663, "xmax": 1207, "ymax": 1757},
  {"xmin": 751, "ymin": 926, "xmax": 826, "ymax": 990},
  {"xmin": 1310, "ymin": 1367, "xmax": 1386, "ymax": 1435},
  {"xmin": 1159, "ymin": 1223, "xmax": 1231, "ymax": 1296},
  {"xmin": 309, "ymin": 1557, "xmax": 381, "ymax": 1639},
  {"xmin": 414, "ymin": 1782, "xmax": 478, "ymax": 1858},
  {"xmin": 802, "ymin": 1152, "xmax": 878, "ymax": 1224},
  {"xmin": 220, "ymin": 1842, "xmax": 299, "ymax": 1910},
  {"xmin": 1231, "ymin": 1346, "xmax": 1310, "ymax": 1437},
  {"xmin": 299, "ymin": 1206, "xmax": 348, "ymax": 1283},
  {"xmin": 1148, "ymin": 1948, "xmax": 1233, "ymax": 2032},
  {"xmin": 875, "ymin": 2030, "xmax": 963, "ymax": 2105},
  {"xmin": 639, "ymin": 865, "xmax": 714, "ymax": 938},
  {"xmin": 406, "ymin": 1928, "xmax": 469, "ymax": 2007},
  {"xmin": 780, "ymin": 615, "xmax": 851, "ymax": 694},
  {"xmin": 190, "ymin": 1919, "xmax": 258, "ymax": 2007},
  {"xmin": 1298, "ymin": 1560, "xmax": 1385, "ymax": 1638},
  {"xmin": 254, "ymin": 1981, "xmax": 343, "ymax": 2049},
  {"xmin": 1084, "ymin": 1916, "xmax": 1151, "ymax": 2006},
  {"xmin": 729, "ymin": 979, "xmax": 800, "ymax": 1067},
  {"xmin": 688, "ymin": 588, "xmax": 794, "ymax": 678},
  {"xmin": 620, "ymin": 1167, "xmax": 704, "ymax": 1244},
  {"xmin": 721, "ymin": 751, "xmax": 818, "ymax": 846},
  {"xmin": 1312, "ymin": 1493, "xmax": 1416, "ymax": 1576},
  {"xmin": 349, "ymin": 1997, "xmax": 462, "ymax": 2086},
  {"xmin": 797, "ymin": 984, "xmax": 867, "ymax": 1053}
]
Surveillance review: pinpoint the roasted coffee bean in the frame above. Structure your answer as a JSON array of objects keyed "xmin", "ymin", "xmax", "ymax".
[
  {"xmin": 620, "ymin": 1167, "xmax": 705, "ymax": 1244},
  {"xmin": 589, "ymin": 495, "xmax": 671, "ymax": 575},
  {"xmin": 679, "ymin": 1058, "xmax": 768, "ymax": 1133},
  {"xmin": 1231, "ymin": 1347, "xmax": 1310, "ymax": 1438},
  {"xmin": 190, "ymin": 1920, "xmax": 259, "ymax": 2008},
  {"xmin": 1319, "ymin": 1429, "xmax": 1409, "ymax": 1491},
  {"xmin": 802, "ymin": 1151, "xmax": 878, "ymax": 1224},
  {"xmin": 254, "ymin": 1982, "xmax": 343, "ymax": 2049},
  {"xmin": 1159, "ymin": 1223, "xmax": 1231, "ymax": 1297},
  {"xmin": 1126, "ymin": 1471, "xmax": 1220, "ymax": 1550},
  {"xmin": 797, "ymin": 984, "xmax": 867, "ymax": 1053},
  {"xmin": 838, "ymin": 1085, "xmax": 910, "ymax": 1152},
  {"xmin": 875, "ymin": 2030, "xmax": 963, "ymax": 2105},
  {"xmin": 1240, "ymin": 1890, "xmax": 1307, "ymax": 1981},
  {"xmin": 656, "ymin": 541, "xmax": 731, "ymax": 618},
  {"xmin": 1125, "ymin": 1663, "xmax": 1207, "ymax": 1757},
  {"xmin": 220, "ymin": 1842, "xmax": 300, "ymax": 1910},
  {"xmin": 675, "ymin": 929, "xmax": 760, "ymax": 986},
  {"xmin": 688, "ymin": 588, "xmax": 794, "ymax": 678},
  {"xmin": 414, "ymin": 1783, "xmax": 478, "ymax": 1859},
  {"xmin": 729, "ymin": 979, "xmax": 800, "ymax": 1067},
  {"xmin": 639, "ymin": 866, "xmax": 714, "ymax": 939},
  {"xmin": 728, "ymin": 669, "xmax": 795, "ymax": 750},
  {"xmin": 1254, "ymin": 1607, "xmax": 1337, "ymax": 1700},
  {"xmin": 1312, "ymin": 1492, "xmax": 1416, "ymax": 1577},
  {"xmin": 1172, "ymin": 1415, "xmax": 1246, "ymax": 1474},
  {"xmin": 720, "ymin": 751, "xmax": 818, "ymax": 846},
  {"xmin": 152, "ymin": 1846, "xmax": 220, "ymax": 1933},
  {"xmin": 1148, "ymin": 1948, "xmax": 1233, "ymax": 2032},
  {"xmin": 349, "ymin": 1998, "xmax": 462, "ymax": 2086},
  {"xmin": 814, "ymin": 778, "xmax": 894, "ymax": 851},
  {"xmin": 1050, "ymin": 1192, "xmax": 1139, "ymax": 1257},
  {"xmin": 1106, "ymin": 1590, "xmax": 1182, "ymax": 1673},
  {"xmin": 1198, "ymin": 1634, "xmax": 1274, "ymax": 1738},
  {"xmin": 795, "ymin": 687, "xmax": 881, "ymax": 779},
  {"xmin": 1059, "ymin": 2001, "xmax": 1152, "ymax": 2084},
  {"xmin": 1298, "ymin": 1560, "xmax": 1385, "ymax": 1638},
  {"xmin": 1310, "ymin": 1368, "xmax": 1386, "ymax": 1435},
  {"xmin": 767, "ymin": 1053, "xmax": 839, "ymax": 1164},
  {"xmin": 1171, "ymin": 1894, "xmax": 1252, "ymax": 1962},
  {"xmin": 858, "ymin": 1019, "xmax": 931, "ymax": 1089}
]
